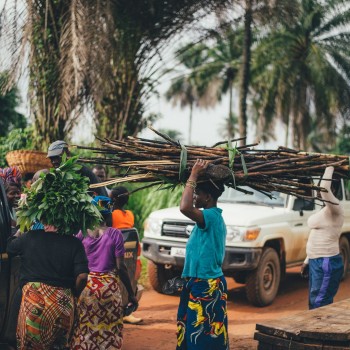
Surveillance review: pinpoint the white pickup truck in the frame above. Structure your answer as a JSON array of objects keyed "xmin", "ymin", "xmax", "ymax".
[{"xmin": 142, "ymin": 181, "xmax": 350, "ymax": 306}]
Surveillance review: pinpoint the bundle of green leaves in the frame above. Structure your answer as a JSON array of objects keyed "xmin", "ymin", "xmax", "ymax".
[{"xmin": 17, "ymin": 156, "xmax": 102, "ymax": 235}]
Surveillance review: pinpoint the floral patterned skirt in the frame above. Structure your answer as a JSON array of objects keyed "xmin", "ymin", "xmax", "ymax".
[
  {"xmin": 176, "ymin": 276, "xmax": 229, "ymax": 350},
  {"xmin": 71, "ymin": 272, "xmax": 123, "ymax": 350}
]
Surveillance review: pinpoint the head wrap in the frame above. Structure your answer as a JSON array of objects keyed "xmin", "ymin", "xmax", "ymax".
[
  {"xmin": 196, "ymin": 180, "xmax": 225, "ymax": 200},
  {"xmin": 0, "ymin": 167, "xmax": 22, "ymax": 186},
  {"xmin": 91, "ymin": 196, "xmax": 112, "ymax": 214}
]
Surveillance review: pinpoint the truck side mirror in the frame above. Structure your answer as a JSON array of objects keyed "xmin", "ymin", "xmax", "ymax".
[{"xmin": 293, "ymin": 198, "xmax": 305, "ymax": 216}]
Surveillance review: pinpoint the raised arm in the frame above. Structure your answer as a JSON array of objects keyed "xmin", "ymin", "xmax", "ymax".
[
  {"xmin": 320, "ymin": 166, "xmax": 340, "ymax": 212},
  {"xmin": 180, "ymin": 159, "xmax": 208, "ymax": 227}
]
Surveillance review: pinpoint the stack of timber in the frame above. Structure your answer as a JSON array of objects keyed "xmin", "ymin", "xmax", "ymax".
[
  {"xmin": 254, "ymin": 299, "xmax": 350, "ymax": 349},
  {"xmin": 78, "ymin": 127, "xmax": 350, "ymax": 202}
]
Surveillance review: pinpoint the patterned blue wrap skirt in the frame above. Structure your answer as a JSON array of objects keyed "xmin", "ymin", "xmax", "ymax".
[{"xmin": 176, "ymin": 276, "xmax": 229, "ymax": 350}]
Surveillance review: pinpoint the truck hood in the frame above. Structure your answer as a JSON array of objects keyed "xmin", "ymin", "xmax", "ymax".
[{"xmin": 149, "ymin": 203, "xmax": 285, "ymax": 227}]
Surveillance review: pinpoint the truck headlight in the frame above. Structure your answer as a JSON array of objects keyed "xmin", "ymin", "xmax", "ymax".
[
  {"xmin": 244, "ymin": 227, "xmax": 261, "ymax": 241},
  {"xmin": 144, "ymin": 218, "xmax": 162, "ymax": 237},
  {"xmin": 226, "ymin": 226, "xmax": 261, "ymax": 242},
  {"xmin": 226, "ymin": 225, "xmax": 244, "ymax": 242}
]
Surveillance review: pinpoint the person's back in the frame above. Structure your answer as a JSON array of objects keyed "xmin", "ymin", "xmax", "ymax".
[
  {"xmin": 8, "ymin": 230, "xmax": 88, "ymax": 289},
  {"xmin": 112, "ymin": 209, "xmax": 134, "ymax": 229},
  {"xmin": 76, "ymin": 227, "xmax": 124, "ymax": 273},
  {"xmin": 306, "ymin": 166, "xmax": 344, "ymax": 260}
]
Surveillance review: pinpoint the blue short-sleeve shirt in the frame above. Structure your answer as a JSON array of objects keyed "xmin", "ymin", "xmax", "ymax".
[{"xmin": 182, "ymin": 207, "xmax": 226, "ymax": 279}]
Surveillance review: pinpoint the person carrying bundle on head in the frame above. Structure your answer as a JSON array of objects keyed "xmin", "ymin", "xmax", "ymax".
[
  {"xmin": 176, "ymin": 159, "xmax": 229, "ymax": 350},
  {"xmin": 301, "ymin": 166, "xmax": 344, "ymax": 309},
  {"xmin": 6, "ymin": 158, "xmax": 95, "ymax": 350}
]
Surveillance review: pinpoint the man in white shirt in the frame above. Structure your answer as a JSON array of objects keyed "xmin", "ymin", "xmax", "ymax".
[{"xmin": 301, "ymin": 166, "xmax": 344, "ymax": 309}]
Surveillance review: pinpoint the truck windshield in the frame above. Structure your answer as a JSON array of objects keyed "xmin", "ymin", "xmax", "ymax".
[{"xmin": 219, "ymin": 186, "xmax": 285, "ymax": 207}]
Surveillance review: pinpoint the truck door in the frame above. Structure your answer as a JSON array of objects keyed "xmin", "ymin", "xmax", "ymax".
[
  {"xmin": 120, "ymin": 228, "xmax": 141, "ymax": 307},
  {"xmin": 0, "ymin": 182, "xmax": 12, "ymax": 336},
  {"xmin": 289, "ymin": 196, "xmax": 315, "ymax": 262},
  {"xmin": 341, "ymin": 180, "xmax": 350, "ymax": 232}
]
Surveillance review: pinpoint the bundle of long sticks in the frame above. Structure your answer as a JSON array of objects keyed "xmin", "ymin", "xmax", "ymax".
[{"xmin": 77, "ymin": 128, "xmax": 350, "ymax": 202}]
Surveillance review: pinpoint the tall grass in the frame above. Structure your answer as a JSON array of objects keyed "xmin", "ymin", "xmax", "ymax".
[{"xmin": 123, "ymin": 184, "xmax": 183, "ymax": 239}]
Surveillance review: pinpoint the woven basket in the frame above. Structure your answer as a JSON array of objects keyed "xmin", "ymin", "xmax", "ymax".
[{"xmin": 5, "ymin": 150, "xmax": 52, "ymax": 175}]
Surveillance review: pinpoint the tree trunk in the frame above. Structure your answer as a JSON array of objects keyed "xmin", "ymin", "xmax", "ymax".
[
  {"xmin": 284, "ymin": 115, "xmax": 290, "ymax": 147},
  {"xmin": 228, "ymin": 80, "xmax": 234, "ymax": 139},
  {"xmin": 238, "ymin": 0, "xmax": 252, "ymax": 146},
  {"xmin": 188, "ymin": 102, "xmax": 193, "ymax": 144}
]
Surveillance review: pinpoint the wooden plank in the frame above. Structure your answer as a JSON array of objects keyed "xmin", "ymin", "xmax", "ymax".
[
  {"xmin": 255, "ymin": 332, "xmax": 350, "ymax": 350},
  {"xmin": 256, "ymin": 299, "xmax": 350, "ymax": 343},
  {"xmin": 254, "ymin": 332, "xmax": 308, "ymax": 349}
]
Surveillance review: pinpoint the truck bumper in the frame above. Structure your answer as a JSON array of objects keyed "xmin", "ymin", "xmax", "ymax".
[{"xmin": 142, "ymin": 238, "xmax": 262, "ymax": 272}]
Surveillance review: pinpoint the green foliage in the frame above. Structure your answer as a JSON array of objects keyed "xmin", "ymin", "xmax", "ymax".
[
  {"xmin": 0, "ymin": 73, "xmax": 27, "ymax": 137},
  {"xmin": 0, "ymin": 127, "xmax": 37, "ymax": 168},
  {"xmin": 252, "ymin": 0, "xmax": 350, "ymax": 150},
  {"xmin": 17, "ymin": 156, "xmax": 102, "ymax": 235},
  {"xmin": 335, "ymin": 126, "xmax": 350, "ymax": 155},
  {"xmin": 122, "ymin": 184, "xmax": 183, "ymax": 239}
]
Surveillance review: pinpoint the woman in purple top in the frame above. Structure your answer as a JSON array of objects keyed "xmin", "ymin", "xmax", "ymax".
[{"xmin": 71, "ymin": 197, "xmax": 138, "ymax": 350}]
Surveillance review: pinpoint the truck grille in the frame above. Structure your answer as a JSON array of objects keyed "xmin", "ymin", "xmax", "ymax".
[{"xmin": 162, "ymin": 221, "xmax": 194, "ymax": 238}]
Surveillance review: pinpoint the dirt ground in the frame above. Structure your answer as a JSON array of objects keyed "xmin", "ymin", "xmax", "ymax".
[{"xmin": 123, "ymin": 267, "xmax": 350, "ymax": 350}]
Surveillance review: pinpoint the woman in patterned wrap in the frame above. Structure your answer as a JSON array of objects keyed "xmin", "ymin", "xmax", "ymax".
[
  {"xmin": 176, "ymin": 159, "xmax": 229, "ymax": 350},
  {"xmin": 7, "ymin": 197, "xmax": 89, "ymax": 348},
  {"xmin": 71, "ymin": 196, "xmax": 138, "ymax": 350},
  {"xmin": 0, "ymin": 166, "xmax": 22, "ymax": 234}
]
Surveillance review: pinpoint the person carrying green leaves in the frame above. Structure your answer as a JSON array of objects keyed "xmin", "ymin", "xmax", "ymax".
[{"xmin": 7, "ymin": 156, "xmax": 102, "ymax": 350}]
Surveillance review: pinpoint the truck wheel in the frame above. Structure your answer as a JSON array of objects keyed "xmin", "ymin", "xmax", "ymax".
[
  {"xmin": 148, "ymin": 261, "xmax": 176, "ymax": 293},
  {"xmin": 245, "ymin": 247, "xmax": 281, "ymax": 307},
  {"xmin": 339, "ymin": 236, "xmax": 350, "ymax": 280}
]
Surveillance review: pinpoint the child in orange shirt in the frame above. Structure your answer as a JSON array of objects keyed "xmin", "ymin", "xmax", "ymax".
[
  {"xmin": 110, "ymin": 186, "xmax": 142, "ymax": 325},
  {"xmin": 111, "ymin": 186, "xmax": 134, "ymax": 229}
]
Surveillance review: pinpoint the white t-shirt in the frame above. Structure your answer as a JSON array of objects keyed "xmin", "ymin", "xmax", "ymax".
[{"xmin": 304, "ymin": 166, "xmax": 344, "ymax": 264}]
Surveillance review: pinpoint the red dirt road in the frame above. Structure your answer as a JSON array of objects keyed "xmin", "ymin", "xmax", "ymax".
[{"xmin": 123, "ymin": 268, "xmax": 350, "ymax": 350}]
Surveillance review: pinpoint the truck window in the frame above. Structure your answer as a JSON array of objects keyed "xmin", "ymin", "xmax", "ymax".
[
  {"xmin": 219, "ymin": 186, "xmax": 285, "ymax": 207},
  {"xmin": 334, "ymin": 180, "xmax": 343, "ymax": 201},
  {"xmin": 344, "ymin": 180, "xmax": 350, "ymax": 200}
]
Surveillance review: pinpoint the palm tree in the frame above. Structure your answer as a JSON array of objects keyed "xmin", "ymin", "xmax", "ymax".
[
  {"xmin": 167, "ymin": 27, "xmax": 243, "ymax": 142},
  {"xmin": 165, "ymin": 44, "xmax": 217, "ymax": 144},
  {"xmin": 205, "ymin": 27, "xmax": 243, "ymax": 139},
  {"xmin": 234, "ymin": 0, "xmax": 299, "ymax": 145},
  {"xmin": 0, "ymin": 0, "xmax": 233, "ymax": 146},
  {"xmin": 252, "ymin": 0, "xmax": 350, "ymax": 150}
]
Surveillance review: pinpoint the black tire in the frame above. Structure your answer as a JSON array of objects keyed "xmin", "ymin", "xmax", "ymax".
[
  {"xmin": 147, "ymin": 261, "xmax": 177, "ymax": 293},
  {"xmin": 245, "ymin": 247, "xmax": 281, "ymax": 307},
  {"xmin": 339, "ymin": 236, "xmax": 350, "ymax": 280}
]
